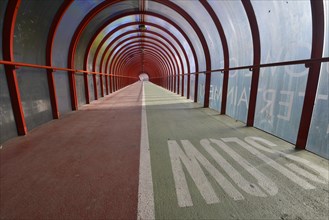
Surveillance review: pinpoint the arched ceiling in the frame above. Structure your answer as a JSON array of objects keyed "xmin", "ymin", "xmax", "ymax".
[{"xmin": 1, "ymin": 0, "xmax": 328, "ymax": 152}]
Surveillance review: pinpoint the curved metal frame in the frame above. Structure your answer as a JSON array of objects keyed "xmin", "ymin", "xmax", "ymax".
[{"xmin": 2, "ymin": 0, "xmax": 27, "ymax": 135}]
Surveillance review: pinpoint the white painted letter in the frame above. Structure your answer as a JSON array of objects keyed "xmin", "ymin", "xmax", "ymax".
[{"xmin": 277, "ymin": 91, "xmax": 294, "ymax": 121}]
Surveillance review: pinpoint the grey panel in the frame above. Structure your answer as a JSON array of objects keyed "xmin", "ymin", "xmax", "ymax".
[
  {"xmin": 0, "ymin": 67, "xmax": 18, "ymax": 144},
  {"xmin": 88, "ymin": 74, "xmax": 95, "ymax": 102},
  {"xmin": 52, "ymin": 0, "xmax": 103, "ymax": 109},
  {"xmin": 13, "ymin": 0, "xmax": 62, "ymax": 131},
  {"xmin": 102, "ymin": 76, "xmax": 106, "ymax": 95},
  {"xmin": 0, "ymin": 0, "xmax": 17, "ymax": 143},
  {"xmin": 306, "ymin": 62, "xmax": 329, "ymax": 159},
  {"xmin": 75, "ymin": 74, "xmax": 86, "ymax": 107},
  {"xmin": 54, "ymin": 71, "xmax": 71, "ymax": 114},
  {"xmin": 0, "ymin": 0, "xmax": 7, "ymax": 60},
  {"xmin": 14, "ymin": 0, "xmax": 63, "ymax": 63},
  {"xmin": 306, "ymin": 0, "xmax": 329, "ymax": 159},
  {"xmin": 97, "ymin": 75, "xmax": 101, "ymax": 98},
  {"xmin": 16, "ymin": 68, "xmax": 52, "ymax": 131}
]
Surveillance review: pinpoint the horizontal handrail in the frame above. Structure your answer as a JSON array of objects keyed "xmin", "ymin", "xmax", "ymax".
[
  {"xmin": 0, "ymin": 60, "xmax": 138, "ymax": 79},
  {"xmin": 150, "ymin": 57, "xmax": 329, "ymax": 79}
]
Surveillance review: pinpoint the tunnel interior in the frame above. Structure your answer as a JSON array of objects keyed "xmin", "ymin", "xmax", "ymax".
[
  {"xmin": 1, "ymin": 0, "xmax": 328, "ymax": 158},
  {"xmin": 1, "ymin": 1, "xmax": 329, "ymax": 219}
]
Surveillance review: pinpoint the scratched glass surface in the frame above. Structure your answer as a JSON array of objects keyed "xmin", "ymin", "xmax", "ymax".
[
  {"xmin": 307, "ymin": 0, "xmax": 329, "ymax": 159},
  {"xmin": 209, "ymin": 0, "xmax": 253, "ymax": 120},
  {"xmin": 253, "ymin": 0, "xmax": 312, "ymax": 144},
  {"xmin": 75, "ymin": 1, "xmax": 139, "ymax": 70}
]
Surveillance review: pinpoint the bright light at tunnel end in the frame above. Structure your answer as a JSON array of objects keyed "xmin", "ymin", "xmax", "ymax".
[{"xmin": 139, "ymin": 73, "xmax": 149, "ymax": 81}]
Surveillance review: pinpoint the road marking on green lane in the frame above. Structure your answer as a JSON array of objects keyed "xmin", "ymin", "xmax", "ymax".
[
  {"xmin": 169, "ymin": 137, "xmax": 328, "ymax": 208},
  {"xmin": 137, "ymin": 82, "xmax": 155, "ymax": 220},
  {"xmin": 144, "ymin": 82, "xmax": 329, "ymax": 219}
]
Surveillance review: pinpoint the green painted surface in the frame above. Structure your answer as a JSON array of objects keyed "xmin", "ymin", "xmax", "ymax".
[{"xmin": 144, "ymin": 82, "xmax": 329, "ymax": 220}]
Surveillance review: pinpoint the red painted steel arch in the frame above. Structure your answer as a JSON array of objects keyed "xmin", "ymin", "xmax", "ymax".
[
  {"xmin": 46, "ymin": 0, "xmax": 73, "ymax": 118},
  {"xmin": 2, "ymin": 0, "xmax": 27, "ymax": 135},
  {"xmin": 114, "ymin": 47, "xmax": 173, "ymax": 89},
  {"xmin": 114, "ymin": 46, "xmax": 172, "ymax": 82},
  {"xmin": 111, "ymin": 44, "xmax": 171, "ymax": 80},
  {"xmin": 106, "ymin": 31, "xmax": 183, "ymax": 77}
]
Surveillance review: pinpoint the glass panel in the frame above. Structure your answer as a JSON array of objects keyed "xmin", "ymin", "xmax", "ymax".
[
  {"xmin": 75, "ymin": 1, "xmax": 139, "ymax": 70},
  {"xmin": 146, "ymin": 2, "xmax": 202, "ymax": 70},
  {"xmin": 198, "ymin": 73, "xmax": 205, "ymax": 105},
  {"xmin": 0, "ymin": 0, "xmax": 17, "ymax": 143},
  {"xmin": 190, "ymin": 74, "xmax": 195, "ymax": 101},
  {"xmin": 226, "ymin": 69, "xmax": 252, "ymax": 123},
  {"xmin": 253, "ymin": 0, "xmax": 312, "ymax": 144},
  {"xmin": 144, "ymin": 33, "xmax": 180, "ymax": 74},
  {"xmin": 90, "ymin": 15, "xmax": 138, "ymax": 72},
  {"xmin": 209, "ymin": 71, "xmax": 223, "ymax": 112},
  {"xmin": 90, "ymin": 25, "xmax": 136, "ymax": 72},
  {"xmin": 254, "ymin": 64, "xmax": 308, "ymax": 144},
  {"xmin": 14, "ymin": 0, "xmax": 61, "ymax": 130},
  {"xmin": 102, "ymin": 33, "xmax": 140, "ymax": 72},
  {"xmin": 172, "ymin": 0, "xmax": 223, "ymax": 70},
  {"xmin": 209, "ymin": 0, "xmax": 253, "ymax": 121},
  {"xmin": 152, "ymin": 26, "xmax": 187, "ymax": 74},
  {"xmin": 145, "ymin": 15, "xmax": 195, "ymax": 73},
  {"xmin": 53, "ymin": 0, "xmax": 104, "ymax": 68},
  {"xmin": 183, "ymin": 73, "xmax": 187, "ymax": 98},
  {"xmin": 306, "ymin": 0, "xmax": 329, "ymax": 159}
]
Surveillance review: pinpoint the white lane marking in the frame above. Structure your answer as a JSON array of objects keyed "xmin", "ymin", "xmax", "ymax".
[
  {"xmin": 245, "ymin": 137, "xmax": 329, "ymax": 182},
  {"xmin": 223, "ymin": 138, "xmax": 315, "ymax": 189},
  {"xmin": 168, "ymin": 140, "xmax": 244, "ymax": 207},
  {"xmin": 137, "ymin": 82, "xmax": 155, "ymax": 220},
  {"xmin": 285, "ymin": 163, "xmax": 326, "ymax": 184},
  {"xmin": 169, "ymin": 140, "xmax": 220, "ymax": 207},
  {"xmin": 200, "ymin": 139, "xmax": 267, "ymax": 197},
  {"xmin": 207, "ymin": 138, "xmax": 278, "ymax": 196}
]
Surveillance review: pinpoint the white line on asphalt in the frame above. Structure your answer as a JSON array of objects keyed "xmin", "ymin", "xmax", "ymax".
[{"xmin": 137, "ymin": 82, "xmax": 155, "ymax": 220}]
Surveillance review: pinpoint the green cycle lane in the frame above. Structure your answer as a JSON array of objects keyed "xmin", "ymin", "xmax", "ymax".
[{"xmin": 143, "ymin": 82, "xmax": 329, "ymax": 220}]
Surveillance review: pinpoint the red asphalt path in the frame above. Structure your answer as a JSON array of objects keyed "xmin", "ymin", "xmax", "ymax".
[{"xmin": 0, "ymin": 82, "xmax": 143, "ymax": 219}]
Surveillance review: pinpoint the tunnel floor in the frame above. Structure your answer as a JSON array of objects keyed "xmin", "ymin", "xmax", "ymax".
[{"xmin": 1, "ymin": 82, "xmax": 328, "ymax": 220}]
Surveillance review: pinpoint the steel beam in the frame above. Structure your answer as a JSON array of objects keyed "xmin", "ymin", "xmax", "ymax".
[
  {"xmin": 242, "ymin": 0, "xmax": 261, "ymax": 127},
  {"xmin": 2, "ymin": 0, "xmax": 27, "ymax": 135},
  {"xmin": 296, "ymin": 0, "xmax": 325, "ymax": 149}
]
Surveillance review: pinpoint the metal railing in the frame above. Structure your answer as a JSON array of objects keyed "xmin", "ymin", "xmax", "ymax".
[{"xmin": 0, "ymin": 60, "xmax": 138, "ymax": 79}]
